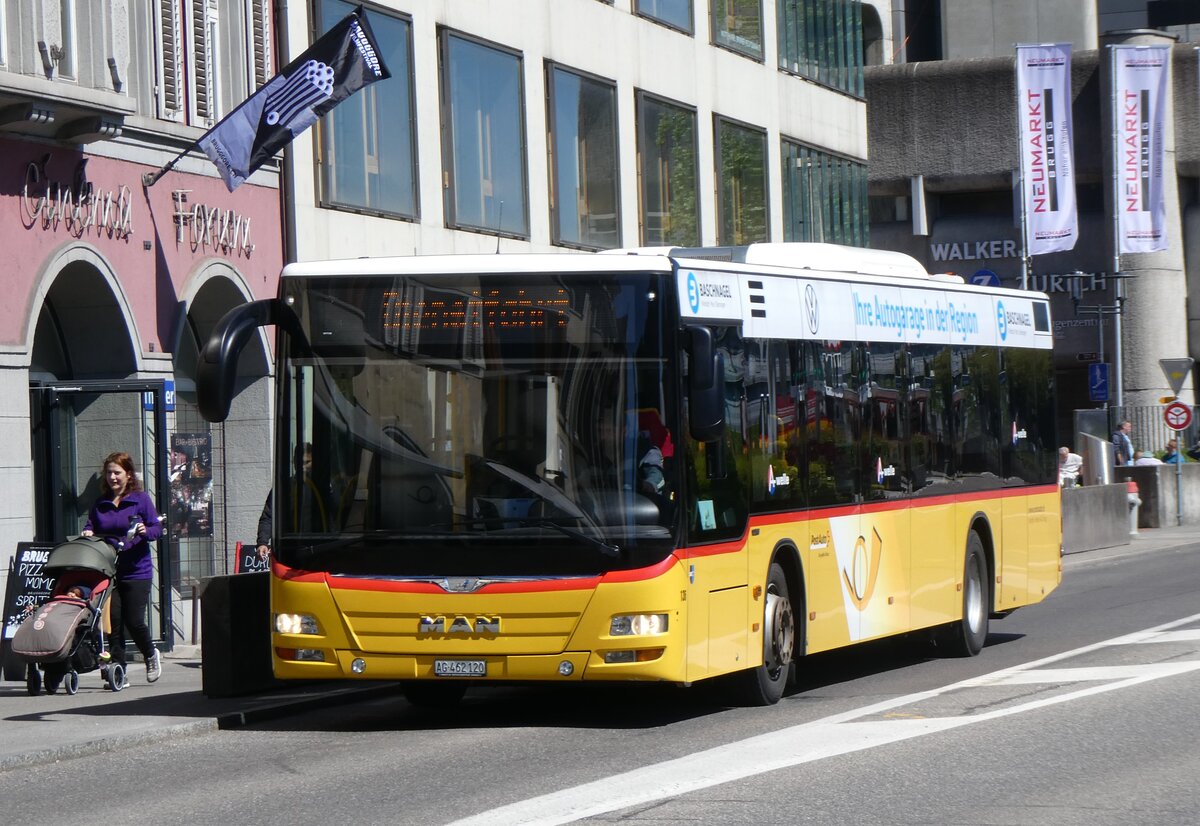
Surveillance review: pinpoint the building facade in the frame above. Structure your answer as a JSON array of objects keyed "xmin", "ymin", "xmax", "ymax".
[
  {"xmin": 0, "ymin": 1, "xmax": 283, "ymax": 652},
  {"xmin": 278, "ymin": 0, "xmax": 880, "ymax": 260},
  {"xmin": 866, "ymin": 1, "xmax": 1200, "ymax": 444}
]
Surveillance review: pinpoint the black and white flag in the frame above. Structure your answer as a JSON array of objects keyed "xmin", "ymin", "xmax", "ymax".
[{"xmin": 199, "ymin": 7, "xmax": 390, "ymax": 192}]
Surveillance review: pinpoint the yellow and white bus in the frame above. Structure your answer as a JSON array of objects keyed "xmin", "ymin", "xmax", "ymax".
[{"xmin": 198, "ymin": 243, "xmax": 1061, "ymax": 706}]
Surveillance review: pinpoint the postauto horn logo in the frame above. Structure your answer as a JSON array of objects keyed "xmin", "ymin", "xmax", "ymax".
[
  {"xmin": 687, "ymin": 272, "xmax": 701, "ymax": 314},
  {"xmin": 996, "ymin": 301, "xmax": 1008, "ymax": 341}
]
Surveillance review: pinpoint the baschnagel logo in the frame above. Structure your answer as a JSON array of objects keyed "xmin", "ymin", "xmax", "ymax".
[
  {"xmin": 687, "ymin": 272, "xmax": 701, "ymax": 314},
  {"xmin": 996, "ymin": 301, "xmax": 1008, "ymax": 341}
]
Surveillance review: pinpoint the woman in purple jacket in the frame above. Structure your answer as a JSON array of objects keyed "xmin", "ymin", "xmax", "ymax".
[{"xmin": 81, "ymin": 451, "xmax": 164, "ymax": 683}]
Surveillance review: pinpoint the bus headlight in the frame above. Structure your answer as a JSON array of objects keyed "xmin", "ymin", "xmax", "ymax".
[
  {"xmin": 275, "ymin": 613, "xmax": 319, "ymax": 635},
  {"xmin": 610, "ymin": 614, "xmax": 668, "ymax": 636}
]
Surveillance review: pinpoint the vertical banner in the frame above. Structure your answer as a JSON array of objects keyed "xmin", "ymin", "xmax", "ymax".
[
  {"xmin": 1113, "ymin": 45, "xmax": 1169, "ymax": 253},
  {"xmin": 1016, "ymin": 43, "xmax": 1079, "ymax": 255}
]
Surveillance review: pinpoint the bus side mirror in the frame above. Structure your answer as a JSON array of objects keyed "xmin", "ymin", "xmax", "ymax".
[
  {"xmin": 197, "ymin": 299, "xmax": 280, "ymax": 423},
  {"xmin": 687, "ymin": 326, "xmax": 725, "ymax": 442}
]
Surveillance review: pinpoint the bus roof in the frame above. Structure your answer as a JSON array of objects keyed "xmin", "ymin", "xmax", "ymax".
[{"xmin": 281, "ymin": 252, "xmax": 674, "ymax": 279}]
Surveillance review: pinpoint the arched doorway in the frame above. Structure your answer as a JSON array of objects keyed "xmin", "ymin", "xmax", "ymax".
[
  {"xmin": 169, "ymin": 265, "xmax": 272, "ymax": 590},
  {"xmin": 28, "ymin": 253, "xmax": 174, "ymax": 650}
]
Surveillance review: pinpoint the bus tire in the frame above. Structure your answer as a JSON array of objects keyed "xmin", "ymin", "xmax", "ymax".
[
  {"xmin": 727, "ymin": 562, "xmax": 796, "ymax": 706},
  {"xmin": 402, "ymin": 681, "xmax": 468, "ymax": 708},
  {"xmin": 941, "ymin": 531, "xmax": 990, "ymax": 657}
]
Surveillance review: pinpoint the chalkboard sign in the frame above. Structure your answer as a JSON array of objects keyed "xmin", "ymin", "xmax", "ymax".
[
  {"xmin": 234, "ymin": 541, "xmax": 270, "ymax": 574},
  {"xmin": 2, "ymin": 542, "xmax": 57, "ymax": 680}
]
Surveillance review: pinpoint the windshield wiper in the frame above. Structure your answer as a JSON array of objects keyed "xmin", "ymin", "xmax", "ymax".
[
  {"xmin": 504, "ymin": 517, "xmax": 621, "ymax": 558},
  {"xmin": 422, "ymin": 516, "xmax": 620, "ymax": 558}
]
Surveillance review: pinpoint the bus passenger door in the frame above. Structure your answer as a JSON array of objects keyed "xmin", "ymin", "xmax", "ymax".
[{"xmin": 683, "ymin": 325, "xmax": 750, "ymax": 678}]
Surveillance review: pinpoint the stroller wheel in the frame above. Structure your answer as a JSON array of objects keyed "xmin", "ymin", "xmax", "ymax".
[
  {"xmin": 26, "ymin": 665, "xmax": 42, "ymax": 697},
  {"xmin": 65, "ymin": 671, "xmax": 80, "ymax": 695},
  {"xmin": 108, "ymin": 663, "xmax": 128, "ymax": 692}
]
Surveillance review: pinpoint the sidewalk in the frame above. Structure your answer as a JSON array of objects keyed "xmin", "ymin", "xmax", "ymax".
[
  {"xmin": 0, "ymin": 649, "xmax": 397, "ymax": 771},
  {"xmin": 2, "ymin": 524, "xmax": 1197, "ymax": 773}
]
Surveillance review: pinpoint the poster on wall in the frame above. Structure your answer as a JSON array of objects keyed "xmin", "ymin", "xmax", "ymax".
[
  {"xmin": 169, "ymin": 433, "xmax": 213, "ymax": 538},
  {"xmin": 1015, "ymin": 43, "xmax": 1079, "ymax": 255}
]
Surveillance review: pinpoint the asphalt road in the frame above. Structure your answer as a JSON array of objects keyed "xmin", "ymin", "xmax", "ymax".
[{"xmin": 2, "ymin": 541, "xmax": 1198, "ymax": 826}]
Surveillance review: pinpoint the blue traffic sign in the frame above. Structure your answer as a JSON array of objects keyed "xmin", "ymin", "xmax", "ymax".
[
  {"xmin": 1088, "ymin": 363, "xmax": 1110, "ymax": 402},
  {"xmin": 970, "ymin": 269, "xmax": 1001, "ymax": 288}
]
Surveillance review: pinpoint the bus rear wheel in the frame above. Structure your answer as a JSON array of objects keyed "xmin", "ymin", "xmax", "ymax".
[
  {"xmin": 727, "ymin": 562, "xmax": 795, "ymax": 706},
  {"xmin": 940, "ymin": 530, "xmax": 990, "ymax": 657}
]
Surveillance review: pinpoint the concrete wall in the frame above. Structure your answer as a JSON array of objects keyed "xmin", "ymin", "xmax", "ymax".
[
  {"xmin": 1062, "ymin": 482, "xmax": 1133, "ymax": 553},
  {"xmin": 1117, "ymin": 464, "xmax": 1200, "ymax": 527}
]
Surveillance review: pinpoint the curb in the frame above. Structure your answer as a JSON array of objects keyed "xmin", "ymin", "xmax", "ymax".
[
  {"xmin": 216, "ymin": 682, "xmax": 401, "ymax": 728},
  {"xmin": 0, "ymin": 718, "xmax": 218, "ymax": 773}
]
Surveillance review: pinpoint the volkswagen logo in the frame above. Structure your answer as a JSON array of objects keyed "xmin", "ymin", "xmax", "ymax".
[{"xmin": 804, "ymin": 284, "xmax": 819, "ymax": 334}]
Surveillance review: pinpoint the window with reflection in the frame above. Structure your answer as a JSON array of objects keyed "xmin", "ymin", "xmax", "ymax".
[
  {"xmin": 637, "ymin": 92, "xmax": 699, "ymax": 246},
  {"xmin": 711, "ymin": 0, "xmax": 763, "ymax": 58},
  {"xmin": 636, "ymin": 0, "xmax": 693, "ymax": 32},
  {"xmin": 685, "ymin": 326, "xmax": 748, "ymax": 541},
  {"xmin": 547, "ymin": 64, "xmax": 620, "ymax": 249},
  {"xmin": 861, "ymin": 342, "xmax": 906, "ymax": 501},
  {"xmin": 782, "ymin": 139, "xmax": 868, "ymax": 245},
  {"xmin": 805, "ymin": 340, "xmax": 859, "ymax": 506},
  {"xmin": 778, "ymin": 0, "xmax": 864, "ymax": 96},
  {"xmin": 319, "ymin": 0, "xmax": 417, "ymax": 218},
  {"xmin": 440, "ymin": 31, "xmax": 529, "ymax": 237},
  {"xmin": 716, "ymin": 116, "xmax": 768, "ymax": 245}
]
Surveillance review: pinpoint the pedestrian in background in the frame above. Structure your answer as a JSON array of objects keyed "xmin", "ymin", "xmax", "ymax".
[
  {"xmin": 81, "ymin": 451, "xmax": 164, "ymax": 683},
  {"xmin": 1112, "ymin": 421, "xmax": 1134, "ymax": 466},
  {"xmin": 1058, "ymin": 446, "xmax": 1083, "ymax": 486}
]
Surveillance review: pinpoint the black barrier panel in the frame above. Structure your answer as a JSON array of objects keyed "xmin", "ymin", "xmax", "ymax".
[
  {"xmin": 199, "ymin": 572, "xmax": 278, "ymax": 696},
  {"xmin": 2, "ymin": 542, "xmax": 57, "ymax": 680}
]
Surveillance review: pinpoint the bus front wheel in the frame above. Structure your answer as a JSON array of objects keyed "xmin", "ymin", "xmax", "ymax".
[
  {"xmin": 727, "ymin": 562, "xmax": 796, "ymax": 706},
  {"xmin": 940, "ymin": 531, "xmax": 990, "ymax": 657}
]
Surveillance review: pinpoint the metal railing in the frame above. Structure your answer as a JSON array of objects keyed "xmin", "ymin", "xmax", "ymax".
[{"xmin": 1075, "ymin": 405, "xmax": 1200, "ymax": 461}]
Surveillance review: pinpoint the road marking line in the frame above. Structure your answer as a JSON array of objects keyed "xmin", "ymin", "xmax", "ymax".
[
  {"xmin": 962, "ymin": 662, "xmax": 1200, "ymax": 685},
  {"xmin": 448, "ymin": 611, "xmax": 1200, "ymax": 826}
]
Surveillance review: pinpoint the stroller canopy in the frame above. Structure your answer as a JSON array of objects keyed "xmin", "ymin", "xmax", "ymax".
[{"xmin": 45, "ymin": 536, "xmax": 118, "ymax": 578}]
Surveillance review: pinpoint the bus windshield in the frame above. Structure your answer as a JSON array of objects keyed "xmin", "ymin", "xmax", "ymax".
[{"xmin": 276, "ymin": 270, "xmax": 679, "ymax": 578}]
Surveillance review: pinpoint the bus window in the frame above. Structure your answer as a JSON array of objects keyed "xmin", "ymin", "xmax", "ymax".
[
  {"xmin": 684, "ymin": 326, "xmax": 748, "ymax": 542},
  {"xmin": 806, "ymin": 340, "xmax": 858, "ymax": 507}
]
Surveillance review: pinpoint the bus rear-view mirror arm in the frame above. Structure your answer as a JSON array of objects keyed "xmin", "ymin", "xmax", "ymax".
[
  {"xmin": 687, "ymin": 325, "xmax": 725, "ymax": 443},
  {"xmin": 197, "ymin": 298, "xmax": 282, "ymax": 423}
]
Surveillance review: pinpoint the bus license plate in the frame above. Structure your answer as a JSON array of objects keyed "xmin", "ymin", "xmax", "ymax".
[{"xmin": 434, "ymin": 659, "xmax": 486, "ymax": 677}]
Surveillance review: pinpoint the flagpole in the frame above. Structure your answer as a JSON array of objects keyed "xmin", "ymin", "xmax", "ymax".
[
  {"xmin": 1109, "ymin": 44, "xmax": 1123, "ymax": 410},
  {"xmin": 142, "ymin": 142, "xmax": 199, "ymax": 188},
  {"xmin": 1016, "ymin": 47, "xmax": 1030, "ymax": 292}
]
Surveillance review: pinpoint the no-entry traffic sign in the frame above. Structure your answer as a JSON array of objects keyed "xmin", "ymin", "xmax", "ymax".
[{"xmin": 1164, "ymin": 401, "xmax": 1193, "ymax": 432}]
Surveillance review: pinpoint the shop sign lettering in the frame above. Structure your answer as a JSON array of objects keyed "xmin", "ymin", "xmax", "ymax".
[
  {"xmin": 21, "ymin": 157, "xmax": 133, "ymax": 239},
  {"xmin": 173, "ymin": 190, "xmax": 255, "ymax": 257}
]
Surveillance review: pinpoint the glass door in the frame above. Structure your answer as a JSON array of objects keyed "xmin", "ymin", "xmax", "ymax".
[{"xmin": 30, "ymin": 381, "xmax": 171, "ymax": 648}]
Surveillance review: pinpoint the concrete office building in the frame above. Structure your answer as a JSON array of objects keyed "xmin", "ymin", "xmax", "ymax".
[
  {"xmin": 278, "ymin": 0, "xmax": 884, "ymax": 260},
  {"xmin": 866, "ymin": 1, "xmax": 1200, "ymax": 440}
]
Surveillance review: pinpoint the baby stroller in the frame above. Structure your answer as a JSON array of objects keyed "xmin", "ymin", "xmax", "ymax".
[{"xmin": 11, "ymin": 536, "xmax": 128, "ymax": 694}]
